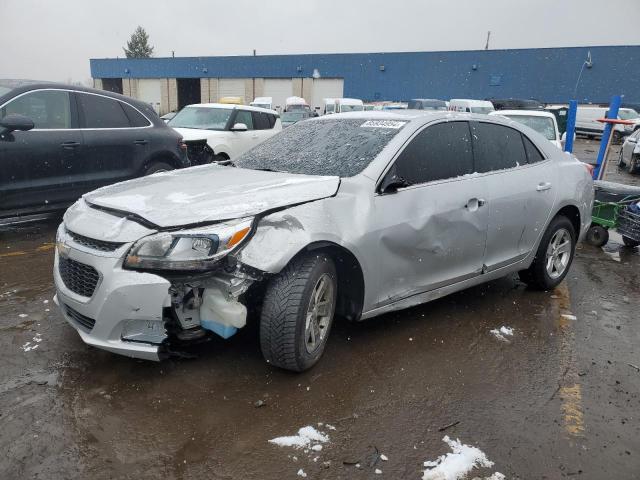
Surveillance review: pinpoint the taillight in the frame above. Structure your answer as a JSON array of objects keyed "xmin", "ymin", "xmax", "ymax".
[{"xmin": 582, "ymin": 162, "xmax": 595, "ymax": 177}]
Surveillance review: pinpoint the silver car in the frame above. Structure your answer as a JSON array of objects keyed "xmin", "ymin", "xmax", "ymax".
[
  {"xmin": 618, "ymin": 128, "xmax": 640, "ymax": 174},
  {"xmin": 53, "ymin": 111, "xmax": 594, "ymax": 371}
]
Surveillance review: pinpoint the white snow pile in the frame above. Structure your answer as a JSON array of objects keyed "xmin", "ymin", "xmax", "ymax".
[
  {"xmin": 561, "ymin": 314, "xmax": 577, "ymax": 321},
  {"xmin": 422, "ymin": 436, "xmax": 503, "ymax": 480},
  {"xmin": 269, "ymin": 425, "xmax": 330, "ymax": 450},
  {"xmin": 22, "ymin": 333, "xmax": 42, "ymax": 352},
  {"xmin": 489, "ymin": 326, "xmax": 513, "ymax": 342}
]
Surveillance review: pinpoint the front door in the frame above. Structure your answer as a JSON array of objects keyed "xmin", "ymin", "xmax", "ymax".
[
  {"xmin": 229, "ymin": 109, "xmax": 260, "ymax": 157},
  {"xmin": 373, "ymin": 121, "xmax": 489, "ymax": 306},
  {"xmin": 0, "ymin": 89, "xmax": 82, "ymax": 212}
]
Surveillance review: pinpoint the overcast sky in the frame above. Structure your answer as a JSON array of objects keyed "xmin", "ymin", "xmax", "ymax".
[{"xmin": 3, "ymin": 0, "xmax": 639, "ymax": 82}]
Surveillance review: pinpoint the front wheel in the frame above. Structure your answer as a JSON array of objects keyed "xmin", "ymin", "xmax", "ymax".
[
  {"xmin": 622, "ymin": 235, "xmax": 640, "ymax": 248},
  {"xmin": 143, "ymin": 161, "xmax": 173, "ymax": 176},
  {"xmin": 260, "ymin": 253, "xmax": 337, "ymax": 372},
  {"xmin": 519, "ymin": 216, "xmax": 576, "ymax": 290}
]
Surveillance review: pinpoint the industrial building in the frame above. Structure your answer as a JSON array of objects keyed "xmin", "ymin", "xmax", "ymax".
[{"xmin": 90, "ymin": 45, "xmax": 640, "ymax": 115}]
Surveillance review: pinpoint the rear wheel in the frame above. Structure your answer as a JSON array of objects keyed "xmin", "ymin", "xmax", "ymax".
[
  {"xmin": 260, "ymin": 253, "xmax": 337, "ymax": 372},
  {"xmin": 612, "ymin": 131, "xmax": 623, "ymax": 145},
  {"xmin": 618, "ymin": 149, "xmax": 627, "ymax": 169},
  {"xmin": 519, "ymin": 216, "xmax": 576, "ymax": 290},
  {"xmin": 143, "ymin": 161, "xmax": 173, "ymax": 175},
  {"xmin": 629, "ymin": 155, "xmax": 640, "ymax": 174},
  {"xmin": 622, "ymin": 235, "xmax": 640, "ymax": 248},
  {"xmin": 585, "ymin": 224, "xmax": 609, "ymax": 247}
]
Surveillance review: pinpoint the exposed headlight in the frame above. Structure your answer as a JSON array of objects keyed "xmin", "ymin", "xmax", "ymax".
[{"xmin": 124, "ymin": 218, "xmax": 253, "ymax": 271}]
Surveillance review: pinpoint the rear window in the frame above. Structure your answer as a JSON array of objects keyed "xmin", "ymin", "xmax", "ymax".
[
  {"xmin": 78, "ymin": 93, "xmax": 130, "ymax": 128},
  {"xmin": 234, "ymin": 118, "xmax": 406, "ymax": 177},
  {"xmin": 472, "ymin": 122, "xmax": 527, "ymax": 172}
]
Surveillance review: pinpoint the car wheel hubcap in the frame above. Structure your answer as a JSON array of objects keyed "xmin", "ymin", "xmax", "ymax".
[
  {"xmin": 545, "ymin": 228, "xmax": 572, "ymax": 279},
  {"xmin": 304, "ymin": 274, "xmax": 334, "ymax": 354}
]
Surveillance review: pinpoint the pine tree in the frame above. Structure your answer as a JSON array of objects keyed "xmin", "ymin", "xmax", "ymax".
[{"xmin": 123, "ymin": 26, "xmax": 154, "ymax": 59}]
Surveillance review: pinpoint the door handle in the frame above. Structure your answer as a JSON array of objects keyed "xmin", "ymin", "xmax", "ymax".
[
  {"xmin": 465, "ymin": 198, "xmax": 486, "ymax": 211},
  {"xmin": 61, "ymin": 141, "xmax": 80, "ymax": 149},
  {"xmin": 536, "ymin": 182, "xmax": 552, "ymax": 192},
  {"xmin": 134, "ymin": 139, "xmax": 148, "ymax": 145}
]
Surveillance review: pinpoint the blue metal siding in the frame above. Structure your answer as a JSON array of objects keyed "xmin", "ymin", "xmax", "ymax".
[{"xmin": 90, "ymin": 46, "xmax": 640, "ymax": 103}]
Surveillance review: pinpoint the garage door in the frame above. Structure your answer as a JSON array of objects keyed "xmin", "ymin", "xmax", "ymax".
[
  {"xmin": 218, "ymin": 79, "xmax": 247, "ymax": 104},
  {"xmin": 311, "ymin": 79, "xmax": 344, "ymax": 114},
  {"xmin": 263, "ymin": 79, "xmax": 293, "ymax": 112},
  {"xmin": 137, "ymin": 79, "xmax": 162, "ymax": 113}
]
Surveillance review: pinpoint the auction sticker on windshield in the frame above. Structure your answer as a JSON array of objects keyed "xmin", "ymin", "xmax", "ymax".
[{"xmin": 360, "ymin": 120, "xmax": 407, "ymax": 129}]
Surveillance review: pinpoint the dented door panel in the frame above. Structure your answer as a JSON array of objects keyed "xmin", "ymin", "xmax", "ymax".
[{"xmin": 372, "ymin": 176, "xmax": 489, "ymax": 307}]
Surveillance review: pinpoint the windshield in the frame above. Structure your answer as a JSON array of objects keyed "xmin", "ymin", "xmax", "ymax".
[
  {"xmin": 234, "ymin": 118, "xmax": 406, "ymax": 177},
  {"xmin": 619, "ymin": 109, "xmax": 639, "ymax": 120},
  {"xmin": 167, "ymin": 106, "xmax": 233, "ymax": 130},
  {"xmin": 282, "ymin": 112, "xmax": 306, "ymax": 122},
  {"xmin": 325, "ymin": 104, "xmax": 335, "ymax": 112},
  {"xmin": 505, "ymin": 115, "xmax": 556, "ymax": 140},
  {"xmin": 470, "ymin": 106, "xmax": 495, "ymax": 114},
  {"xmin": 251, "ymin": 103, "xmax": 270, "ymax": 109},
  {"xmin": 339, "ymin": 104, "xmax": 364, "ymax": 112}
]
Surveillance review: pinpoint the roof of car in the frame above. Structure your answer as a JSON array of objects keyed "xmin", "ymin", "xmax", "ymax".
[
  {"xmin": 0, "ymin": 82, "xmax": 146, "ymax": 107},
  {"xmin": 490, "ymin": 109, "xmax": 556, "ymax": 118},
  {"xmin": 316, "ymin": 110, "xmax": 494, "ymax": 123},
  {"xmin": 182, "ymin": 103, "xmax": 278, "ymax": 114}
]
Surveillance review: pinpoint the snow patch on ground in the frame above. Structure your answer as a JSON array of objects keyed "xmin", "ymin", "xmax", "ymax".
[
  {"xmin": 22, "ymin": 333, "xmax": 42, "ymax": 352},
  {"xmin": 561, "ymin": 314, "xmax": 577, "ymax": 321},
  {"xmin": 490, "ymin": 326, "xmax": 514, "ymax": 342},
  {"xmin": 422, "ymin": 436, "xmax": 502, "ymax": 480},
  {"xmin": 269, "ymin": 425, "xmax": 330, "ymax": 449}
]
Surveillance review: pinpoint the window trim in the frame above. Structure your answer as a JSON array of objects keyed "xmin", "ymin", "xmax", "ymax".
[
  {"xmin": 0, "ymin": 88, "xmax": 153, "ymax": 131},
  {"xmin": 75, "ymin": 91, "xmax": 153, "ymax": 130}
]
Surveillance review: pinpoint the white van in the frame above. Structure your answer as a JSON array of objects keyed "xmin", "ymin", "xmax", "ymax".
[
  {"xmin": 335, "ymin": 98, "xmax": 364, "ymax": 113},
  {"xmin": 322, "ymin": 98, "xmax": 336, "ymax": 115},
  {"xmin": 449, "ymin": 99, "xmax": 495, "ymax": 114},
  {"xmin": 575, "ymin": 106, "xmax": 640, "ymax": 140}
]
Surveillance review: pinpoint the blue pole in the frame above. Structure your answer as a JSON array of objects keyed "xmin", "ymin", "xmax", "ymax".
[
  {"xmin": 564, "ymin": 100, "xmax": 577, "ymax": 153},
  {"xmin": 593, "ymin": 95, "xmax": 622, "ymax": 179}
]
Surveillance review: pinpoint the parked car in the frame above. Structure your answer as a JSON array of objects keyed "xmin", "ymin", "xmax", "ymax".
[
  {"xmin": 160, "ymin": 111, "xmax": 177, "ymax": 123},
  {"xmin": 284, "ymin": 96, "xmax": 310, "ymax": 112},
  {"xmin": 281, "ymin": 110, "xmax": 314, "ymax": 128},
  {"xmin": 0, "ymin": 83, "xmax": 188, "ymax": 221},
  {"xmin": 449, "ymin": 99, "xmax": 495, "ymax": 114},
  {"xmin": 489, "ymin": 109, "xmax": 562, "ymax": 149},
  {"xmin": 575, "ymin": 106, "xmax": 640, "ymax": 142},
  {"xmin": 618, "ymin": 128, "xmax": 640, "ymax": 173},
  {"xmin": 489, "ymin": 98, "xmax": 545, "ymax": 110},
  {"xmin": 250, "ymin": 97, "xmax": 273, "ymax": 110},
  {"xmin": 167, "ymin": 103, "xmax": 281, "ymax": 164},
  {"xmin": 53, "ymin": 111, "xmax": 593, "ymax": 371},
  {"xmin": 322, "ymin": 98, "xmax": 336, "ymax": 115},
  {"xmin": 335, "ymin": 98, "xmax": 364, "ymax": 113},
  {"xmin": 407, "ymin": 99, "xmax": 448, "ymax": 110}
]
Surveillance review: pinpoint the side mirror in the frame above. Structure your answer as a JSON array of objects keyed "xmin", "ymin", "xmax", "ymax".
[
  {"xmin": 231, "ymin": 122, "xmax": 248, "ymax": 132},
  {"xmin": 0, "ymin": 114, "xmax": 35, "ymax": 134},
  {"xmin": 379, "ymin": 170, "xmax": 410, "ymax": 194}
]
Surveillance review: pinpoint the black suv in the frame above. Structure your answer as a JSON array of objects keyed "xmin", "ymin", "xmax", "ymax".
[{"xmin": 0, "ymin": 84, "xmax": 189, "ymax": 221}]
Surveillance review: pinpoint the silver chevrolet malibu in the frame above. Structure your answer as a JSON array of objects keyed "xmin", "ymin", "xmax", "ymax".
[{"xmin": 54, "ymin": 111, "xmax": 594, "ymax": 371}]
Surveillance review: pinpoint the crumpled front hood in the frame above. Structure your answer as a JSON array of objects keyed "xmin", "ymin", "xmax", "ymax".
[
  {"xmin": 172, "ymin": 128, "xmax": 221, "ymax": 141},
  {"xmin": 83, "ymin": 165, "xmax": 340, "ymax": 228}
]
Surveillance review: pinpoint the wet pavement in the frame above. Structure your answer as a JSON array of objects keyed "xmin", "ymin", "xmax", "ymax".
[{"xmin": 1, "ymin": 140, "xmax": 639, "ymax": 479}]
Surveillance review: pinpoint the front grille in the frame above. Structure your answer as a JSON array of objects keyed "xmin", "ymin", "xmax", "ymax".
[
  {"xmin": 185, "ymin": 140, "xmax": 214, "ymax": 165},
  {"xmin": 58, "ymin": 256, "xmax": 100, "ymax": 298},
  {"xmin": 66, "ymin": 229, "xmax": 124, "ymax": 252},
  {"xmin": 64, "ymin": 304, "xmax": 96, "ymax": 332}
]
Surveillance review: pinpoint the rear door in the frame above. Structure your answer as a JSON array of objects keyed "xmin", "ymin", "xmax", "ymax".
[
  {"xmin": 472, "ymin": 121, "xmax": 556, "ymax": 271},
  {"xmin": 373, "ymin": 121, "xmax": 489, "ymax": 304},
  {"xmin": 228, "ymin": 109, "xmax": 259, "ymax": 157},
  {"xmin": 76, "ymin": 92, "xmax": 150, "ymax": 193},
  {"xmin": 0, "ymin": 88, "xmax": 82, "ymax": 212},
  {"xmin": 251, "ymin": 110, "xmax": 277, "ymax": 145}
]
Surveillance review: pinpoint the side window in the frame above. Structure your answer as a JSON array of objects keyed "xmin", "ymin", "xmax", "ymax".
[
  {"xmin": 1, "ymin": 90, "xmax": 71, "ymax": 129},
  {"xmin": 394, "ymin": 121, "xmax": 474, "ymax": 185},
  {"xmin": 78, "ymin": 93, "xmax": 130, "ymax": 128},
  {"xmin": 471, "ymin": 122, "xmax": 528, "ymax": 172},
  {"xmin": 522, "ymin": 134, "xmax": 545, "ymax": 163},
  {"xmin": 252, "ymin": 111, "xmax": 270, "ymax": 130},
  {"xmin": 233, "ymin": 110, "xmax": 254, "ymax": 130},
  {"xmin": 121, "ymin": 102, "xmax": 151, "ymax": 127}
]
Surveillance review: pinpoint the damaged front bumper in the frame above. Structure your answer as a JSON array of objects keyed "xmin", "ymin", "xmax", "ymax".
[{"xmin": 53, "ymin": 225, "xmax": 260, "ymax": 361}]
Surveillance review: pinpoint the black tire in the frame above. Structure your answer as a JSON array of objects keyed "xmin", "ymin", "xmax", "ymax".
[
  {"xmin": 260, "ymin": 253, "xmax": 337, "ymax": 372},
  {"xmin": 585, "ymin": 224, "xmax": 609, "ymax": 247},
  {"xmin": 622, "ymin": 235, "xmax": 640, "ymax": 248},
  {"xmin": 618, "ymin": 149, "xmax": 627, "ymax": 169},
  {"xmin": 630, "ymin": 155, "xmax": 640, "ymax": 175},
  {"xmin": 143, "ymin": 161, "xmax": 173, "ymax": 175},
  {"xmin": 612, "ymin": 131, "xmax": 623, "ymax": 145},
  {"xmin": 518, "ymin": 215, "xmax": 576, "ymax": 290}
]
